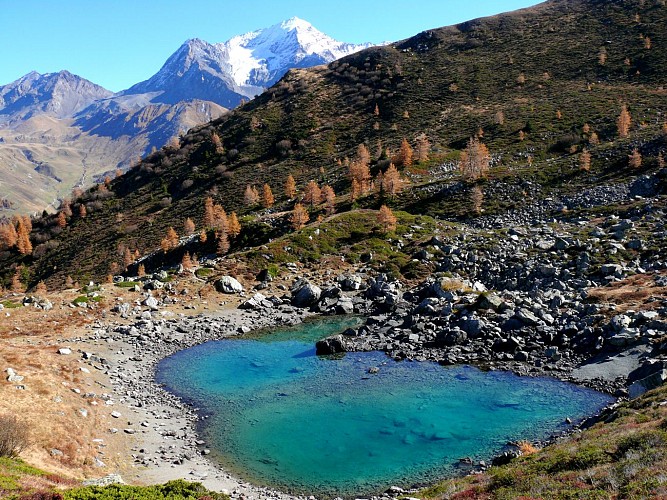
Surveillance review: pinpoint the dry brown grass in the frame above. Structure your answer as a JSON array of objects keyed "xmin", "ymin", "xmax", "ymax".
[
  {"xmin": 587, "ymin": 272, "xmax": 667, "ymax": 314},
  {"xmin": 517, "ymin": 440, "xmax": 540, "ymax": 455}
]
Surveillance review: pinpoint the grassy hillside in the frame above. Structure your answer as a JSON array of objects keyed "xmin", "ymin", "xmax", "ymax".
[
  {"xmin": 1, "ymin": 0, "xmax": 666, "ymax": 288},
  {"xmin": 0, "ymin": 457, "xmax": 227, "ymax": 500}
]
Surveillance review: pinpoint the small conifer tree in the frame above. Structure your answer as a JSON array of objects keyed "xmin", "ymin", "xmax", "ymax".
[{"xmin": 377, "ymin": 205, "xmax": 397, "ymax": 233}]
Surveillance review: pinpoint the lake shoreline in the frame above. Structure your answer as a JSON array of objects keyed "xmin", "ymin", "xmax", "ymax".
[{"xmin": 78, "ymin": 300, "xmax": 627, "ymax": 499}]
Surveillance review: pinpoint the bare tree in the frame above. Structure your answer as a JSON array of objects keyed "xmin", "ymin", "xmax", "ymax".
[{"xmin": 459, "ymin": 137, "xmax": 491, "ymax": 181}]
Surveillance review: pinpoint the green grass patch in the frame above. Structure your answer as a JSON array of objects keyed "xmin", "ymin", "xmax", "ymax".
[
  {"xmin": 63, "ymin": 479, "xmax": 229, "ymax": 500},
  {"xmin": 114, "ymin": 281, "xmax": 141, "ymax": 288},
  {"xmin": 0, "ymin": 300, "xmax": 22, "ymax": 309},
  {"xmin": 194, "ymin": 267, "xmax": 214, "ymax": 278}
]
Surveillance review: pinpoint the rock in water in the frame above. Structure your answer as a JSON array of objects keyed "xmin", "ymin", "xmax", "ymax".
[{"xmin": 316, "ymin": 335, "xmax": 346, "ymax": 355}]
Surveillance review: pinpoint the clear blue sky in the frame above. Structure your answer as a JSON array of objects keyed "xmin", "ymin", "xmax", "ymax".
[{"xmin": 1, "ymin": 0, "xmax": 542, "ymax": 92}]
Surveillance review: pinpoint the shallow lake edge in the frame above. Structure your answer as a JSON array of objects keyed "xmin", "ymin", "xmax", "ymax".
[{"xmin": 125, "ymin": 309, "xmax": 621, "ymax": 498}]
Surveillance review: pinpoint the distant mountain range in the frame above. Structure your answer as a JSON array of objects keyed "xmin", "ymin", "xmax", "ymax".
[{"xmin": 0, "ymin": 18, "xmax": 372, "ymax": 214}]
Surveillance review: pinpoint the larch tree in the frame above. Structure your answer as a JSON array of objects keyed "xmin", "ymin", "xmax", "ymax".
[
  {"xmin": 161, "ymin": 227, "xmax": 179, "ymax": 253},
  {"xmin": 377, "ymin": 205, "xmax": 397, "ymax": 233},
  {"xmin": 303, "ymin": 181, "xmax": 322, "ymax": 208},
  {"xmin": 199, "ymin": 229, "xmax": 208, "ymax": 243},
  {"xmin": 589, "ymin": 132, "xmax": 600, "ymax": 145},
  {"xmin": 227, "ymin": 212, "xmax": 241, "ymax": 238},
  {"xmin": 349, "ymin": 161, "xmax": 371, "ymax": 194},
  {"xmin": 262, "ymin": 184, "xmax": 275, "ymax": 208},
  {"xmin": 183, "ymin": 218, "xmax": 196, "ymax": 235},
  {"xmin": 658, "ymin": 152, "xmax": 665, "ymax": 169},
  {"xmin": 628, "ymin": 148, "xmax": 642, "ymax": 169},
  {"xmin": 579, "ymin": 149, "xmax": 592, "ymax": 171},
  {"xmin": 15, "ymin": 218, "xmax": 32, "ymax": 255},
  {"xmin": 322, "ymin": 185, "xmax": 336, "ymax": 215},
  {"xmin": 244, "ymin": 185, "xmax": 260, "ymax": 206},
  {"xmin": 35, "ymin": 281, "xmax": 47, "ymax": 296},
  {"xmin": 356, "ymin": 143, "xmax": 371, "ymax": 168},
  {"xmin": 0, "ymin": 222, "xmax": 18, "ymax": 249},
  {"xmin": 21, "ymin": 215, "xmax": 32, "ymax": 233},
  {"xmin": 79, "ymin": 204, "xmax": 87, "ymax": 218},
  {"xmin": 211, "ymin": 132, "xmax": 224, "ymax": 154},
  {"xmin": 382, "ymin": 163, "xmax": 403, "ymax": 197},
  {"xmin": 56, "ymin": 211, "xmax": 67, "ymax": 228},
  {"xmin": 459, "ymin": 137, "xmax": 491, "ymax": 181},
  {"xmin": 290, "ymin": 203, "xmax": 309, "ymax": 230},
  {"xmin": 203, "ymin": 197, "xmax": 216, "ymax": 228},
  {"xmin": 181, "ymin": 252, "xmax": 193, "ymax": 271},
  {"xmin": 396, "ymin": 138, "xmax": 414, "ymax": 167},
  {"xmin": 213, "ymin": 205, "xmax": 228, "ymax": 232},
  {"xmin": 470, "ymin": 186, "xmax": 484, "ymax": 214},
  {"xmin": 617, "ymin": 105, "xmax": 632, "ymax": 138},
  {"xmin": 285, "ymin": 174, "xmax": 297, "ymax": 199},
  {"xmin": 61, "ymin": 199, "xmax": 72, "ymax": 217},
  {"xmin": 123, "ymin": 247, "xmax": 133, "ymax": 269},
  {"xmin": 350, "ymin": 179, "xmax": 362, "ymax": 202},
  {"xmin": 216, "ymin": 230, "xmax": 230, "ymax": 255},
  {"xmin": 137, "ymin": 264, "xmax": 146, "ymax": 277},
  {"xmin": 11, "ymin": 268, "xmax": 24, "ymax": 293},
  {"xmin": 415, "ymin": 134, "xmax": 430, "ymax": 162}
]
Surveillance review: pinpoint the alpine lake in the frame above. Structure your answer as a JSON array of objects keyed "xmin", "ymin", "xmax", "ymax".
[{"xmin": 156, "ymin": 316, "xmax": 613, "ymax": 497}]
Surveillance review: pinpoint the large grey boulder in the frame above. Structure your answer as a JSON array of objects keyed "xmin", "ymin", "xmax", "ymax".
[
  {"xmin": 215, "ymin": 276, "xmax": 244, "ymax": 294},
  {"xmin": 291, "ymin": 282, "xmax": 322, "ymax": 308}
]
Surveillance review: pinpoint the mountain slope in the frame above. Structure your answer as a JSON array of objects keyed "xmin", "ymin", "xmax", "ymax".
[{"xmin": 2, "ymin": 0, "xmax": 666, "ymax": 287}]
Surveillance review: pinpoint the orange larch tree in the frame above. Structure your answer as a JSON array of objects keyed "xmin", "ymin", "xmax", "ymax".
[
  {"xmin": 617, "ymin": 104, "xmax": 631, "ymax": 138},
  {"xmin": 285, "ymin": 174, "xmax": 297, "ymax": 199},
  {"xmin": 377, "ymin": 205, "xmax": 397, "ymax": 232},
  {"xmin": 15, "ymin": 218, "xmax": 32, "ymax": 255},
  {"xmin": 227, "ymin": 212, "xmax": 241, "ymax": 238},
  {"xmin": 303, "ymin": 181, "xmax": 322, "ymax": 208},
  {"xmin": 322, "ymin": 185, "xmax": 336, "ymax": 215},
  {"xmin": 290, "ymin": 203, "xmax": 309, "ymax": 230},
  {"xmin": 262, "ymin": 184, "xmax": 275, "ymax": 208},
  {"xmin": 160, "ymin": 227, "xmax": 179, "ymax": 253}
]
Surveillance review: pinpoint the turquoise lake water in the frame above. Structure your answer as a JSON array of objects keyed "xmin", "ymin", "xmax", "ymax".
[{"xmin": 155, "ymin": 317, "xmax": 613, "ymax": 496}]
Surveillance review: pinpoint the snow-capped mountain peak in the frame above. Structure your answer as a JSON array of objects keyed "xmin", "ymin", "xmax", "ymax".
[
  {"xmin": 122, "ymin": 18, "xmax": 373, "ymax": 108},
  {"xmin": 222, "ymin": 17, "xmax": 372, "ymax": 91}
]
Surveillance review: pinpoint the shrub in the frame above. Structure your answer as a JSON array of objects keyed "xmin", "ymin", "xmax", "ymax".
[{"xmin": 0, "ymin": 415, "xmax": 29, "ymax": 458}]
